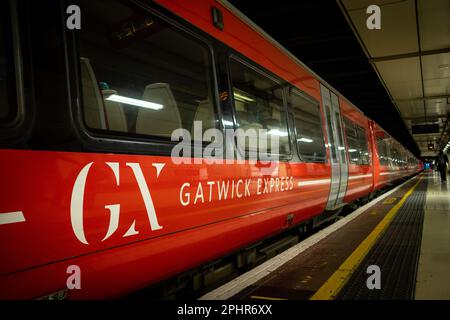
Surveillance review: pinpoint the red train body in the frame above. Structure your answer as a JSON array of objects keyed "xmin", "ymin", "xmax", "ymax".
[{"xmin": 0, "ymin": 0, "xmax": 421, "ymax": 299}]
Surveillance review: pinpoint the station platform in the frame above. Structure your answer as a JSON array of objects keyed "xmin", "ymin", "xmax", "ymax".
[{"xmin": 201, "ymin": 171, "xmax": 450, "ymax": 300}]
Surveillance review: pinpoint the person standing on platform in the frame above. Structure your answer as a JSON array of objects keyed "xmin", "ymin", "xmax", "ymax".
[{"xmin": 436, "ymin": 150, "xmax": 449, "ymax": 181}]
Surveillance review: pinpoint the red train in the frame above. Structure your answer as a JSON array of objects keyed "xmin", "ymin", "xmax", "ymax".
[{"xmin": 0, "ymin": 0, "xmax": 421, "ymax": 299}]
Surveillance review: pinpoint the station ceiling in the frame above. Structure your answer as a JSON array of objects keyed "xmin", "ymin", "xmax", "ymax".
[
  {"xmin": 339, "ymin": 0, "xmax": 450, "ymax": 157},
  {"xmin": 228, "ymin": 0, "xmax": 449, "ymax": 158}
]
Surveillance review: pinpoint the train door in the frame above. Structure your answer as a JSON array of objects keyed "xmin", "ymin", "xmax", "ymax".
[{"xmin": 321, "ymin": 84, "xmax": 348, "ymax": 210}]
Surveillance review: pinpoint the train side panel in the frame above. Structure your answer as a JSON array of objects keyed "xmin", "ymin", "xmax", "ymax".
[{"xmin": 0, "ymin": 149, "xmax": 330, "ymax": 298}]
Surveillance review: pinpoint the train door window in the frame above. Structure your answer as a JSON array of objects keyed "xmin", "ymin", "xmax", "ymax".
[
  {"xmin": 229, "ymin": 57, "xmax": 290, "ymax": 156},
  {"xmin": 344, "ymin": 118, "xmax": 360, "ymax": 164},
  {"xmin": 0, "ymin": 1, "xmax": 18, "ymax": 125},
  {"xmin": 289, "ymin": 89, "xmax": 326, "ymax": 162},
  {"xmin": 324, "ymin": 104, "xmax": 336, "ymax": 161},
  {"xmin": 77, "ymin": 0, "xmax": 218, "ymax": 141}
]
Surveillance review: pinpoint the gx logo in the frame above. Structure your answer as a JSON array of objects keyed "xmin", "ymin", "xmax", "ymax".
[{"xmin": 70, "ymin": 162, "xmax": 165, "ymax": 245}]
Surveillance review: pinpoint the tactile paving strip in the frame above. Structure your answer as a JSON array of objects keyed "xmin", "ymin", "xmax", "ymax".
[{"xmin": 337, "ymin": 178, "xmax": 428, "ymax": 300}]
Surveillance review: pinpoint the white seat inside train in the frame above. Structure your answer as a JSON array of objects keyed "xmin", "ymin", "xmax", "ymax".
[
  {"xmin": 136, "ymin": 83, "xmax": 182, "ymax": 138},
  {"xmin": 80, "ymin": 57, "xmax": 106, "ymax": 130},
  {"xmin": 192, "ymin": 99, "xmax": 216, "ymax": 138},
  {"xmin": 79, "ymin": 57, "xmax": 128, "ymax": 132}
]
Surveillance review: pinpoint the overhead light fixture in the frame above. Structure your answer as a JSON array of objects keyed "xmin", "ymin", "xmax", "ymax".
[
  {"xmin": 106, "ymin": 94, "xmax": 163, "ymax": 110},
  {"xmin": 348, "ymin": 148, "xmax": 357, "ymax": 152},
  {"xmin": 297, "ymin": 137, "xmax": 313, "ymax": 143},
  {"xmin": 233, "ymin": 92, "xmax": 255, "ymax": 103},
  {"xmin": 268, "ymin": 129, "xmax": 288, "ymax": 137},
  {"xmin": 438, "ymin": 64, "xmax": 450, "ymax": 69},
  {"xmin": 222, "ymin": 120, "xmax": 234, "ymax": 126}
]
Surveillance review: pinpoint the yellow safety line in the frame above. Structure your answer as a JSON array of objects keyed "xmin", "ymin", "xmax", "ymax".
[
  {"xmin": 310, "ymin": 175, "xmax": 423, "ymax": 300},
  {"xmin": 250, "ymin": 295, "xmax": 288, "ymax": 301}
]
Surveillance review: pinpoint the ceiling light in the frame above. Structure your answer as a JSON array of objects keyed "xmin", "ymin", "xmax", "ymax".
[
  {"xmin": 298, "ymin": 137, "xmax": 313, "ymax": 143},
  {"xmin": 438, "ymin": 64, "xmax": 450, "ymax": 69},
  {"xmin": 222, "ymin": 120, "xmax": 234, "ymax": 126},
  {"xmin": 106, "ymin": 94, "xmax": 163, "ymax": 110}
]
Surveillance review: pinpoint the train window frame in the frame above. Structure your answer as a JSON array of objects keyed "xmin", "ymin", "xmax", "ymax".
[
  {"xmin": 67, "ymin": 0, "xmax": 223, "ymax": 156},
  {"xmin": 0, "ymin": 0, "xmax": 25, "ymax": 130},
  {"xmin": 227, "ymin": 53, "xmax": 292, "ymax": 161},
  {"xmin": 288, "ymin": 87, "xmax": 326, "ymax": 163},
  {"xmin": 343, "ymin": 117, "xmax": 360, "ymax": 164}
]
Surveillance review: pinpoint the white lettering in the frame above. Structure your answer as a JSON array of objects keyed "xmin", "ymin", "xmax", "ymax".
[
  {"xmin": 194, "ymin": 183, "xmax": 205, "ymax": 204},
  {"xmin": 180, "ymin": 182, "xmax": 191, "ymax": 206}
]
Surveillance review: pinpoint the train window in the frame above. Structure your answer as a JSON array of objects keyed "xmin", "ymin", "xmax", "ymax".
[
  {"xmin": 344, "ymin": 118, "xmax": 369, "ymax": 165},
  {"xmin": 335, "ymin": 112, "xmax": 347, "ymax": 163},
  {"xmin": 392, "ymin": 145, "xmax": 401, "ymax": 166},
  {"xmin": 288, "ymin": 89, "xmax": 326, "ymax": 162},
  {"xmin": 391, "ymin": 147, "xmax": 397, "ymax": 166},
  {"xmin": 78, "ymin": 0, "xmax": 217, "ymax": 141},
  {"xmin": 0, "ymin": 1, "xmax": 17, "ymax": 125},
  {"xmin": 356, "ymin": 125, "xmax": 369, "ymax": 164},
  {"xmin": 229, "ymin": 57, "xmax": 290, "ymax": 156},
  {"xmin": 376, "ymin": 138, "xmax": 383, "ymax": 164},
  {"xmin": 324, "ymin": 104, "xmax": 336, "ymax": 161}
]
